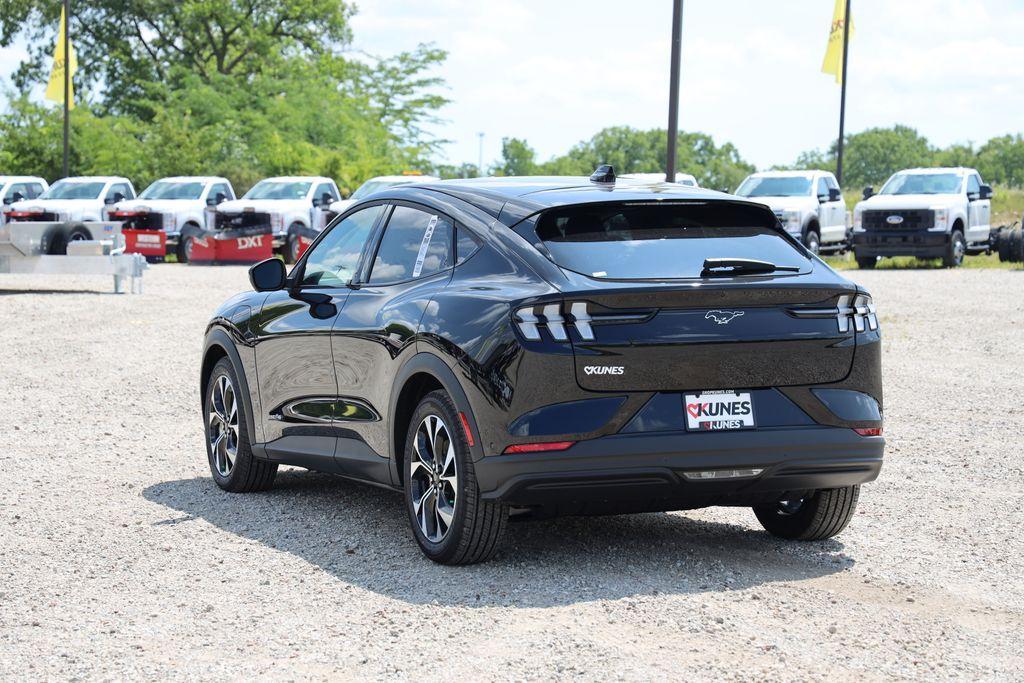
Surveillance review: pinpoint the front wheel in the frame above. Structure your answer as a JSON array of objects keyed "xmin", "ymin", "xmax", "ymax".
[
  {"xmin": 803, "ymin": 228, "xmax": 821, "ymax": 255},
  {"xmin": 855, "ymin": 255, "xmax": 877, "ymax": 269},
  {"xmin": 753, "ymin": 486, "xmax": 860, "ymax": 541},
  {"xmin": 204, "ymin": 358, "xmax": 277, "ymax": 492},
  {"xmin": 944, "ymin": 229, "xmax": 966, "ymax": 268},
  {"xmin": 403, "ymin": 390, "xmax": 507, "ymax": 564}
]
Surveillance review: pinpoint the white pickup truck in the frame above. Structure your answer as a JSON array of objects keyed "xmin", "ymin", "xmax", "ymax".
[
  {"xmin": 215, "ymin": 176, "xmax": 340, "ymax": 262},
  {"xmin": 0, "ymin": 176, "xmax": 49, "ymax": 223},
  {"xmin": 109, "ymin": 176, "xmax": 235, "ymax": 262},
  {"xmin": 852, "ymin": 167, "xmax": 992, "ymax": 268},
  {"xmin": 735, "ymin": 170, "xmax": 847, "ymax": 254},
  {"xmin": 3, "ymin": 176, "xmax": 136, "ymax": 230}
]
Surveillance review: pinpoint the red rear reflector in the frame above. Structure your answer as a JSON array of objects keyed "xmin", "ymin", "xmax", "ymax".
[
  {"xmin": 457, "ymin": 412, "xmax": 475, "ymax": 447},
  {"xmin": 854, "ymin": 427, "xmax": 883, "ymax": 437},
  {"xmin": 502, "ymin": 441, "xmax": 575, "ymax": 455}
]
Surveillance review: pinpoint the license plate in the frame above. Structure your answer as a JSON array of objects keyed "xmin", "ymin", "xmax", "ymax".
[{"xmin": 684, "ymin": 391, "xmax": 755, "ymax": 431}]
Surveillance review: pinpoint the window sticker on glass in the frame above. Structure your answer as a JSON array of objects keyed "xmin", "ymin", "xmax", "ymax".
[{"xmin": 412, "ymin": 215, "xmax": 440, "ymax": 278}]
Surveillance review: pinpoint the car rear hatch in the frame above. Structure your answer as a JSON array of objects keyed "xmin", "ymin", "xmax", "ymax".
[{"xmin": 522, "ymin": 200, "xmax": 857, "ymax": 392}]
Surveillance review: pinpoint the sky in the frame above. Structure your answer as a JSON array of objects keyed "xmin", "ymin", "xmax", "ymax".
[{"xmin": 3, "ymin": 0, "xmax": 1023, "ymax": 171}]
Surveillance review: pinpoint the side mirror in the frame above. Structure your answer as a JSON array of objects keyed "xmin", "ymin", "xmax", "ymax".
[
  {"xmin": 862, "ymin": 186, "xmax": 874, "ymax": 200},
  {"xmin": 104, "ymin": 196, "xmax": 117, "ymax": 205},
  {"xmin": 828, "ymin": 187, "xmax": 842, "ymax": 202},
  {"xmin": 249, "ymin": 258, "xmax": 287, "ymax": 292},
  {"xmin": 206, "ymin": 197, "xmax": 217, "ymax": 207},
  {"xmin": 2, "ymin": 194, "xmax": 17, "ymax": 205},
  {"xmin": 321, "ymin": 192, "xmax": 334, "ymax": 206},
  {"xmin": 979, "ymin": 184, "xmax": 993, "ymax": 200}
]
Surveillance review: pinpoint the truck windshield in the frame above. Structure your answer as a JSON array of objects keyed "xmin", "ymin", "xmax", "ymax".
[
  {"xmin": 736, "ymin": 176, "xmax": 813, "ymax": 198},
  {"xmin": 244, "ymin": 181, "xmax": 311, "ymax": 200},
  {"xmin": 879, "ymin": 173, "xmax": 962, "ymax": 195},
  {"xmin": 140, "ymin": 181, "xmax": 205, "ymax": 200},
  {"xmin": 39, "ymin": 181, "xmax": 106, "ymax": 200},
  {"xmin": 533, "ymin": 202, "xmax": 809, "ymax": 280},
  {"xmin": 351, "ymin": 180, "xmax": 403, "ymax": 199}
]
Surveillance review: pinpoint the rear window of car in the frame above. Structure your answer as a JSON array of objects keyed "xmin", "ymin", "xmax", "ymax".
[{"xmin": 532, "ymin": 202, "xmax": 809, "ymax": 280}]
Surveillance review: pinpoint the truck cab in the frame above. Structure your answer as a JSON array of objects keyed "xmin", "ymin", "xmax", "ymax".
[
  {"xmin": 852, "ymin": 167, "xmax": 992, "ymax": 268},
  {"xmin": 4, "ymin": 176, "xmax": 134, "ymax": 224},
  {"xmin": 109, "ymin": 176, "xmax": 235, "ymax": 262},
  {"xmin": 0, "ymin": 176, "xmax": 49, "ymax": 223},
  {"xmin": 215, "ymin": 176, "xmax": 341, "ymax": 263},
  {"xmin": 735, "ymin": 170, "xmax": 847, "ymax": 254}
]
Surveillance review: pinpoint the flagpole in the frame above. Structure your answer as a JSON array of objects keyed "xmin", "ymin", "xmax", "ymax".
[
  {"xmin": 665, "ymin": 0, "xmax": 683, "ymax": 182},
  {"xmin": 62, "ymin": 0, "xmax": 70, "ymax": 178},
  {"xmin": 835, "ymin": 0, "xmax": 851, "ymax": 186}
]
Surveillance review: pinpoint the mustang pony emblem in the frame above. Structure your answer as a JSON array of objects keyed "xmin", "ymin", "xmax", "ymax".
[{"xmin": 705, "ymin": 310, "xmax": 745, "ymax": 325}]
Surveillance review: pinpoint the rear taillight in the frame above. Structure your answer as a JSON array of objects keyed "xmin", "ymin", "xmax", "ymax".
[
  {"xmin": 502, "ymin": 441, "xmax": 575, "ymax": 455},
  {"xmin": 789, "ymin": 293, "xmax": 878, "ymax": 334},
  {"xmin": 854, "ymin": 427, "xmax": 883, "ymax": 437},
  {"xmin": 513, "ymin": 302, "xmax": 649, "ymax": 343}
]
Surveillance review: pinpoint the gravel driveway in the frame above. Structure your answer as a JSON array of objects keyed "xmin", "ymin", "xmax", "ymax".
[{"xmin": 1, "ymin": 264, "xmax": 1022, "ymax": 681}]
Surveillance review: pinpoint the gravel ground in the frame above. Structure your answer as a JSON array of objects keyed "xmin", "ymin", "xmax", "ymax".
[{"xmin": 1, "ymin": 264, "xmax": 1022, "ymax": 681}]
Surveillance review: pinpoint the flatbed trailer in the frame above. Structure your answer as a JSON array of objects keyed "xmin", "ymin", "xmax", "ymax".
[{"xmin": 0, "ymin": 221, "xmax": 147, "ymax": 294}]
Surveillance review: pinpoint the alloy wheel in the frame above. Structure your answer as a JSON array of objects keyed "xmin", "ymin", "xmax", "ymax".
[
  {"xmin": 208, "ymin": 374, "xmax": 239, "ymax": 477},
  {"xmin": 409, "ymin": 414, "xmax": 459, "ymax": 543}
]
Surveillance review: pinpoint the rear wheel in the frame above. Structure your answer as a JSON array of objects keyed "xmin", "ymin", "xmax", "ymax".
[
  {"xmin": 403, "ymin": 390, "xmax": 507, "ymax": 564},
  {"xmin": 204, "ymin": 358, "xmax": 277, "ymax": 492},
  {"xmin": 943, "ymin": 229, "xmax": 966, "ymax": 268},
  {"xmin": 285, "ymin": 232, "xmax": 301, "ymax": 264},
  {"xmin": 753, "ymin": 485, "xmax": 860, "ymax": 540}
]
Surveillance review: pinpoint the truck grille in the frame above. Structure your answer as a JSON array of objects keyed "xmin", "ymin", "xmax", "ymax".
[
  {"xmin": 215, "ymin": 211, "xmax": 271, "ymax": 231},
  {"xmin": 862, "ymin": 209, "xmax": 934, "ymax": 231}
]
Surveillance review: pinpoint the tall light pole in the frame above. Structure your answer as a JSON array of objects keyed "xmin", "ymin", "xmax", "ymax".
[
  {"xmin": 477, "ymin": 132, "xmax": 485, "ymax": 177},
  {"xmin": 63, "ymin": 0, "xmax": 70, "ymax": 178},
  {"xmin": 665, "ymin": 0, "xmax": 684, "ymax": 182},
  {"xmin": 835, "ymin": 0, "xmax": 852, "ymax": 186}
]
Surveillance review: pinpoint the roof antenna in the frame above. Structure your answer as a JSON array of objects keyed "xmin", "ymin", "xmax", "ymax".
[{"xmin": 589, "ymin": 165, "xmax": 616, "ymax": 183}]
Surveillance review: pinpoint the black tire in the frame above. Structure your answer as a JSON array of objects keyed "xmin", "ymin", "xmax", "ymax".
[
  {"xmin": 753, "ymin": 485, "xmax": 860, "ymax": 541},
  {"xmin": 803, "ymin": 226, "xmax": 821, "ymax": 255},
  {"xmin": 284, "ymin": 232, "xmax": 301, "ymax": 265},
  {"xmin": 67, "ymin": 224, "xmax": 91, "ymax": 243},
  {"xmin": 177, "ymin": 223, "xmax": 201, "ymax": 263},
  {"xmin": 855, "ymin": 255, "xmax": 877, "ymax": 269},
  {"xmin": 204, "ymin": 358, "xmax": 277, "ymax": 493},
  {"xmin": 943, "ymin": 228, "xmax": 966, "ymax": 268},
  {"xmin": 403, "ymin": 390, "xmax": 507, "ymax": 565}
]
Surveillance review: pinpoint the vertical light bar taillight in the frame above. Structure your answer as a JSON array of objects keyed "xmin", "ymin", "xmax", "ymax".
[
  {"xmin": 570, "ymin": 302, "xmax": 594, "ymax": 340},
  {"xmin": 542, "ymin": 304, "xmax": 568, "ymax": 341},
  {"xmin": 513, "ymin": 307, "xmax": 541, "ymax": 340}
]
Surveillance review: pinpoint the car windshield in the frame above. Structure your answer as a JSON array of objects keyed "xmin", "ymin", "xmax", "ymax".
[
  {"xmin": 243, "ymin": 181, "xmax": 311, "ymax": 200},
  {"xmin": 879, "ymin": 173, "xmax": 962, "ymax": 195},
  {"xmin": 140, "ymin": 181, "xmax": 205, "ymax": 200},
  {"xmin": 736, "ymin": 176, "xmax": 813, "ymax": 198},
  {"xmin": 39, "ymin": 181, "xmax": 106, "ymax": 200},
  {"xmin": 351, "ymin": 180, "xmax": 403, "ymax": 200},
  {"xmin": 533, "ymin": 202, "xmax": 808, "ymax": 280}
]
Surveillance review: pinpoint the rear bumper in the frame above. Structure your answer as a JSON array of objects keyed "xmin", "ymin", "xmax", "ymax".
[
  {"xmin": 853, "ymin": 230, "xmax": 947, "ymax": 258},
  {"xmin": 476, "ymin": 427, "xmax": 883, "ymax": 511}
]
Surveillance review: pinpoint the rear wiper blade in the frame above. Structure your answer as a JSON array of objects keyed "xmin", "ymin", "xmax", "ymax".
[{"xmin": 701, "ymin": 258, "xmax": 801, "ymax": 276}]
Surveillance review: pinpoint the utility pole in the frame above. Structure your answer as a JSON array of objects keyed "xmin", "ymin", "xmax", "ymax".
[
  {"xmin": 665, "ymin": 0, "xmax": 684, "ymax": 182},
  {"xmin": 835, "ymin": 0, "xmax": 851, "ymax": 186},
  {"xmin": 477, "ymin": 132, "xmax": 484, "ymax": 177},
  {"xmin": 63, "ymin": 0, "xmax": 70, "ymax": 178}
]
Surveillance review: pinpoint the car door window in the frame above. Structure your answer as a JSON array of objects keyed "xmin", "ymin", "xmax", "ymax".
[
  {"xmin": 300, "ymin": 205, "xmax": 384, "ymax": 287},
  {"xmin": 4, "ymin": 183, "xmax": 27, "ymax": 200},
  {"xmin": 28, "ymin": 183, "xmax": 44, "ymax": 198},
  {"xmin": 314, "ymin": 182, "xmax": 338, "ymax": 204},
  {"xmin": 967, "ymin": 174, "xmax": 981, "ymax": 197},
  {"xmin": 210, "ymin": 183, "xmax": 232, "ymax": 201},
  {"xmin": 816, "ymin": 177, "xmax": 829, "ymax": 199},
  {"xmin": 369, "ymin": 206, "xmax": 454, "ymax": 284},
  {"xmin": 107, "ymin": 183, "xmax": 132, "ymax": 201}
]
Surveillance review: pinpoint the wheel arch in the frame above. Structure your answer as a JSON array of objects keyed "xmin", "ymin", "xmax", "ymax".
[
  {"xmin": 388, "ymin": 352, "xmax": 482, "ymax": 487},
  {"xmin": 201, "ymin": 326, "xmax": 259, "ymax": 448}
]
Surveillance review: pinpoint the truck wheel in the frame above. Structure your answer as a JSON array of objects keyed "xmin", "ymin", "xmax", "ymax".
[
  {"xmin": 855, "ymin": 255, "xmax": 877, "ymax": 269},
  {"xmin": 943, "ymin": 229, "xmax": 966, "ymax": 268},
  {"xmin": 177, "ymin": 235, "xmax": 194, "ymax": 263},
  {"xmin": 204, "ymin": 358, "xmax": 277, "ymax": 492},
  {"xmin": 753, "ymin": 486, "xmax": 860, "ymax": 541},
  {"xmin": 404, "ymin": 390, "xmax": 507, "ymax": 565},
  {"xmin": 67, "ymin": 225, "xmax": 91, "ymax": 243},
  {"xmin": 285, "ymin": 232, "xmax": 301, "ymax": 264},
  {"xmin": 803, "ymin": 227, "xmax": 821, "ymax": 255}
]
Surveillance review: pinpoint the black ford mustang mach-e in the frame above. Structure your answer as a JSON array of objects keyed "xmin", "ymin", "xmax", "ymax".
[{"xmin": 201, "ymin": 169, "xmax": 883, "ymax": 564}]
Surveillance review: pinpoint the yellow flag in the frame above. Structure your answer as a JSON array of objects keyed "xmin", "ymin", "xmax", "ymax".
[
  {"xmin": 821, "ymin": 0, "xmax": 854, "ymax": 85},
  {"xmin": 44, "ymin": 7, "xmax": 77, "ymax": 109}
]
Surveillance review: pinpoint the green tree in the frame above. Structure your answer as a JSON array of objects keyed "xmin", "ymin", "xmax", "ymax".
[
  {"xmin": 975, "ymin": 135, "xmax": 1024, "ymax": 187},
  {"xmin": 496, "ymin": 137, "xmax": 537, "ymax": 176},
  {"xmin": 789, "ymin": 125, "xmax": 935, "ymax": 189}
]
